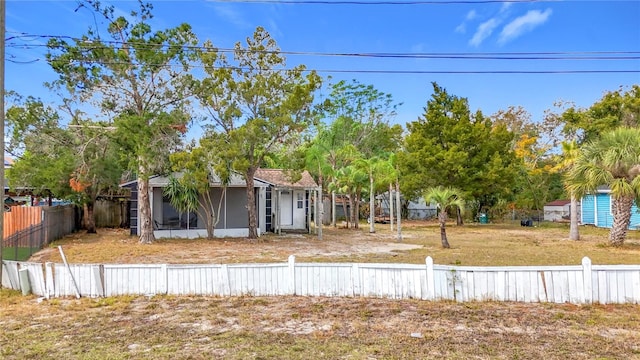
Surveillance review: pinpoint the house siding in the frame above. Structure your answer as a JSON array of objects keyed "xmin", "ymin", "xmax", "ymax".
[
  {"xmin": 582, "ymin": 192, "xmax": 640, "ymax": 230},
  {"xmin": 596, "ymin": 193, "xmax": 612, "ymax": 228},
  {"xmin": 582, "ymin": 195, "xmax": 595, "ymax": 225}
]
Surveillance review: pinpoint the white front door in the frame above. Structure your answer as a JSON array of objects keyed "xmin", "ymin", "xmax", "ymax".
[{"xmin": 280, "ymin": 191, "xmax": 293, "ymax": 226}]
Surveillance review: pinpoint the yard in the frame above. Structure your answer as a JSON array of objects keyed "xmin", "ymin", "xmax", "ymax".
[{"xmin": 2, "ymin": 221, "xmax": 640, "ymax": 359}]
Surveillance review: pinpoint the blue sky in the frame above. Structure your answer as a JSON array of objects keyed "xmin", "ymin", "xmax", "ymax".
[{"xmin": 5, "ymin": 0, "xmax": 640, "ymax": 130}]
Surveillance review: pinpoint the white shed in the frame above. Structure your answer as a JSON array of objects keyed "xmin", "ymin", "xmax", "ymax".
[{"xmin": 543, "ymin": 200, "xmax": 574, "ymax": 222}]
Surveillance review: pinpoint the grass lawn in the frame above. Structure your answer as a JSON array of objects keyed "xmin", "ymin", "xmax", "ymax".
[
  {"xmin": 1, "ymin": 247, "xmax": 39, "ymax": 261},
  {"xmin": 2, "ymin": 221, "xmax": 639, "ymax": 359}
]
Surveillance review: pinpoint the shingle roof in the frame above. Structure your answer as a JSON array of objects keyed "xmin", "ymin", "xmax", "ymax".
[
  {"xmin": 254, "ymin": 169, "xmax": 318, "ymax": 189},
  {"xmin": 545, "ymin": 199, "xmax": 571, "ymax": 207}
]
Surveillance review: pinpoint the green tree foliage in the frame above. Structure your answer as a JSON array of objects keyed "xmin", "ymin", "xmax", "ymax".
[
  {"xmin": 165, "ymin": 142, "xmax": 231, "ymax": 239},
  {"xmin": 566, "ymin": 127, "xmax": 640, "ymax": 246},
  {"xmin": 5, "ymin": 95, "xmax": 124, "ymax": 233},
  {"xmin": 197, "ymin": 27, "xmax": 321, "ymax": 239},
  {"xmin": 424, "ymin": 186, "xmax": 465, "ymax": 249},
  {"xmin": 561, "ymin": 85, "xmax": 640, "ymax": 143},
  {"xmin": 399, "ymin": 83, "xmax": 518, "ymax": 218},
  {"xmin": 46, "ymin": 1, "xmax": 198, "ymax": 243}
]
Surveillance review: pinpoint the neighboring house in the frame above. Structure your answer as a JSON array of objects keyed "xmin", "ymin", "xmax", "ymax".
[
  {"xmin": 543, "ymin": 199, "xmax": 578, "ymax": 222},
  {"xmin": 378, "ymin": 193, "xmax": 437, "ymax": 220},
  {"xmin": 121, "ymin": 169, "xmax": 319, "ymax": 239},
  {"xmin": 581, "ymin": 187, "xmax": 640, "ymax": 229},
  {"xmin": 254, "ymin": 169, "xmax": 319, "ymax": 234}
]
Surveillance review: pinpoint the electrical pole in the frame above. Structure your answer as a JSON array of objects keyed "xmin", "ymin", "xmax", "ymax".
[{"xmin": 0, "ymin": 0, "xmax": 6, "ymax": 288}]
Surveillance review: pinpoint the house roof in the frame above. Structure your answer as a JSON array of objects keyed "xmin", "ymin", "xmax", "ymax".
[
  {"xmin": 254, "ymin": 169, "xmax": 318, "ymax": 189},
  {"xmin": 120, "ymin": 172, "xmax": 270, "ymax": 188},
  {"xmin": 545, "ymin": 199, "xmax": 571, "ymax": 207}
]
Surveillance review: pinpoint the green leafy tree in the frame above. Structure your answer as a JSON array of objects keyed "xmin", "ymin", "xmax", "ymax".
[
  {"xmin": 424, "ymin": 186, "xmax": 465, "ymax": 249},
  {"xmin": 164, "ymin": 143, "xmax": 231, "ymax": 239},
  {"xmin": 314, "ymin": 80, "xmax": 402, "ymax": 228},
  {"xmin": 566, "ymin": 127, "xmax": 640, "ymax": 246},
  {"xmin": 561, "ymin": 85, "xmax": 640, "ymax": 143},
  {"xmin": 46, "ymin": 1, "xmax": 198, "ymax": 243},
  {"xmin": 6, "ymin": 95, "xmax": 124, "ymax": 233},
  {"xmin": 197, "ymin": 27, "xmax": 321, "ymax": 239},
  {"xmin": 400, "ymin": 83, "xmax": 518, "ymax": 222}
]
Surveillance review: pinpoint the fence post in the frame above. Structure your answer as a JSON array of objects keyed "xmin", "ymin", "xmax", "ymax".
[
  {"xmin": 44, "ymin": 262, "xmax": 54, "ymax": 299},
  {"xmin": 582, "ymin": 257, "xmax": 593, "ymax": 304},
  {"xmin": 426, "ymin": 256, "xmax": 435, "ymax": 300},
  {"xmin": 351, "ymin": 263, "xmax": 360, "ymax": 297},
  {"xmin": 161, "ymin": 264, "xmax": 168, "ymax": 295},
  {"xmin": 288, "ymin": 255, "xmax": 296, "ymax": 295}
]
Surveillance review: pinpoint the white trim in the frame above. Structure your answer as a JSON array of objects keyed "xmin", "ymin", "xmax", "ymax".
[{"xmin": 153, "ymin": 228, "xmax": 261, "ymax": 239}]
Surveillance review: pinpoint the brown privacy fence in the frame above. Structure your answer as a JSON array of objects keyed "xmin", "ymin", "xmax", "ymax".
[
  {"xmin": 4, "ymin": 206, "xmax": 43, "ymax": 238},
  {"xmin": 2, "ymin": 206, "xmax": 77, "ymax": 261}
]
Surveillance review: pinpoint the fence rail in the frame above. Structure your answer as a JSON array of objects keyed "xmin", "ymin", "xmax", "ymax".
[{"xmin": 2, "ymin": 256, "xmax": 640, "ymax": 304}]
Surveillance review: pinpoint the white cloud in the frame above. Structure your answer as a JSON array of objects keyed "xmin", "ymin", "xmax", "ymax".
[
  {"xmin": 455, "ymin": 23, "xmax": 466, "ymax": 34},
  {"xmin": 466, "ymin": 10, "xmax": 477, "ymax": 21},
  {"xmin": 469, "ymin": 18, "xmax": 500, "ymax": 47},
  {"xmin": 499, "ymin": 8, "xmax": 553, "ymax": 44},
  {"xmin": 210, "ymin": 4, "xmax": 250, "ymax": 29}
]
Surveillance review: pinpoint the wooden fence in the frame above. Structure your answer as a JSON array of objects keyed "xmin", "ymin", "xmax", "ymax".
[
  {"xmin": 2, "ymin": 256, "xmax": 640, "ymax": 304},
  {"xmin": 3, "ymin": 207, "xmax": 43, "ymax": 238},
  {"xmin": 2, "ymin": 206, "xmax": 77, "ymax": 261}
]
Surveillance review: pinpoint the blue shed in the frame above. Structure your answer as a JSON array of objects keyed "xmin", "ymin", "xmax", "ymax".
[{"xmin": 581, "ymin": 188, "xmax": 640, "ymax": 230}]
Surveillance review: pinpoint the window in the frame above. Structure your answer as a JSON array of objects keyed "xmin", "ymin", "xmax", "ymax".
[
  {"xmin": 297, "ymin": 193, "xmax": 304, "ymax": 209},
  {"xmin": 161, "ymin": 195, "xmax": 198, "ymax": 229}
]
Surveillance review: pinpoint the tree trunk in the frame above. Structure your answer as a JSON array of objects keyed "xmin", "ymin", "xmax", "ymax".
[
  {"xmin": 389, "ymin": 183, "xmax": 394, "ymax": 232},
  {"xmin": 569, "ymin": 192, "xmax": 580, "ymax": 241},
  {"xmin": 609, "ymin": 195, "xmax": 633, "ymax": 246},
  {"xmin": 395, "ymin": 180, "xmax": 402, "ymax": 242},
  {"xmin": 317, "ymin": 187, "xmax": 323, "ymax": 240},
  {"xmin": 439, "ymin": 212, "xmax": 450, "ymax": 249},
  {"xmin": 245, "ymin": 168, "xmax": 259, "ymax": 239},
  {"xmin": 332, "ymin": 191, "xmax": 336, "ymax": 228},
  {"xmin": 138, "ymin": 176, "xmax": 155, "ymax": 244},
  {"xmin": 369, "ymin": 176, "xmax": 375, "ymax": 233},
  {"xmin": 84, "ymin": 201, "xmax": 97, "ymax": 234},
  {"xmin": 456, "ymin": 207, "xmax": 463, "ymax": 226},
  {"xmin": 342, "ymin": 194, "xmax": 349, "ymax": 228},
  {"xmin": 353, "ymin": 192, "xmax": 360, "ymax": 229}
]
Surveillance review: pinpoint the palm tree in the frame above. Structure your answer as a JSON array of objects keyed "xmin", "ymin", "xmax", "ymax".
[
  {"xmin": 566, "ymin": 127, "xmax": 640, "ymax": 246},
  {"xmin": 424, "ymin": 186, "xmax": 465, "ymax": 249},
  {"xmin": 560, "ymin": 140, "xmax": 581, "ymax": 241}
]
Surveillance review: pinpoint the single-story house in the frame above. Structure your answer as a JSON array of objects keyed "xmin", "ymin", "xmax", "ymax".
[
  {"xmin": 254, "ymin": 168, "xmax": 319, "ymax": 234},
  {"xmin": 543, "ymin": 199, "xmax": 577, "ymax": 222},
  {"xmin": 581, "ymin": 187, "xmax": 640, "ymax": 229},
  {"xmin": 121, "ymin": 169, "xmax": 319, "ymax": 239},
  {"xmin": 378, "ymin": 193, "xmax": 437, "ymax": 220}
]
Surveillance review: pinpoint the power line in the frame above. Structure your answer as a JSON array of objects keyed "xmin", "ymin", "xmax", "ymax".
[{"xmin": 6, "ymin": 34, "xmax": 640, "ymax": 61}]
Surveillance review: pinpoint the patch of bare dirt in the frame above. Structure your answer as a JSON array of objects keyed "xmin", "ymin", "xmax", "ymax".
[{"xmin": 26, "ymin": 227, "xmax": 422, "ymax": 264}]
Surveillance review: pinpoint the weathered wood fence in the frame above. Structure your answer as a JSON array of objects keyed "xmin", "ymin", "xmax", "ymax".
[
  {"xmin": 2, "ymin": 206, "xmax": 77, "ymax": 261},
  {"xmin": 2, "ymin": 256, "xmax": 639, "ymax": 304}
]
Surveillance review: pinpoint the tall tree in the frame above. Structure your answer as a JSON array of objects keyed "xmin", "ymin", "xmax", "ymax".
[
  {"xmin": 197, "ymin": 27, "xmax": 321, "ymax": 239},
  {"xmin": 164, "ymin": 143, "xmax": 231, "ymax": 239},
  {"xmin": 6, "ymin": 95, "xmax": 124, "ymax": 233},
  {"xmin": 46, "ymin": 1, "xmax": 198, "ymax": 243},
  {"xmin": 560, "ymin": 85, "xmax": 640, "ymax": 143},
  {"xmin": 424, "ymin": 186, "xmax": 465, "ymax": 249},
  {"xmin": 566, "ymin": 127, "xmax": 640, "ymax": 246},
  {"xmin": 400, "ymin": 83, "xmax": 518, "ymax": 219}
]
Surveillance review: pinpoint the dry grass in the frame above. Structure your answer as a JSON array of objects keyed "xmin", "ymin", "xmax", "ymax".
[
  {"xmin": 1, "ymin": 290, "xmax": 639, "ymax": 359},
  {"xmin": 26, "ymin": 220, "xmax": 640, "ymax": 266},
  {"xmin": 3, "ymin": 221, "xmax": 640, "ymax": 359}
]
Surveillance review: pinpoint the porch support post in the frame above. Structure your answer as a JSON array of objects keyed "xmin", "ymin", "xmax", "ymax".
[
  {"xmin": 276, "ymin": 188, "xmax": 281, "ymax": 235},
  {"xmin": 308, "ymin": 190, "xmax": 313, "ymax": 234}
]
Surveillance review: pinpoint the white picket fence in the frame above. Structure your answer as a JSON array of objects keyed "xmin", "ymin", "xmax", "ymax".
[{"xmin": 2, "ymin": 256, "xmax": 640, "ymax": 304}]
